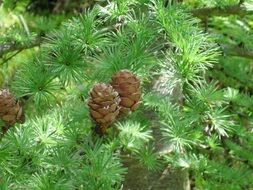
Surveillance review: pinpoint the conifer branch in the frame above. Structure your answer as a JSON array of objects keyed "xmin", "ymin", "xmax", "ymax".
[
  {"xmin": 222, "ymin": 45, "xmax": 253, "ymax": 60},
  {"xmin": 0, "ymin": 37, "xmax": 43, "ymax": 58},
  {"xmin": 211, "ymin": 65, "xmax": 253, "ymax": 94},
  {"xmin": 191, "ymin": 5, "xmax": 253, "ymax": 19},
  {"xmin": 0, "ymin": 50, "xmax": 23, "ymax": 65}
]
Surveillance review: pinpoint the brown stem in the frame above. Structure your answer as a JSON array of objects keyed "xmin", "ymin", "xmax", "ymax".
[
  {"xmin": 0, "ymin": 50, "xmax": 23, "ymax": 65},
  {"xmin": 222, "ymin": 45, "xmax": 253, "ymax": 60},
  {"xmin": 0, "ymin": 37, "xmax": 43, "ymax": 58},
  {"xmin": 190, "ymin": 5, "xmax": 253, "ymax": 19}
]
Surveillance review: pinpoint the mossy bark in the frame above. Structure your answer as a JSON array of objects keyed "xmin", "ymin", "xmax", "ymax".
[
  {"xmin": 122, "ymin": 74, "xmax": 189, "ymax": 190},
  {"xmin": 122, "ymin": 157, "xmax": 190, "ymax": 190}
]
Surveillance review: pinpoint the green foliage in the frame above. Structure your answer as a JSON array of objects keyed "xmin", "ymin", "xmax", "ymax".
[
  {"xmin": 183, "ymin": 0, "xmax": 240, "ymax": 8},
  {"xmin": 152, "ymin": 0, "xmax": 220, "ymax": 82},
  {"xmin": 105, "ymin": 0, "xmax": 137, "ymax": 19},
  {"xmin": 44, "ymin": 30, "xmax": 87, "ymax": 85},
  {"xmin": 80, "ymin": 140, "xmax": 126, "ymax": 190},
  {"xmin": 135, "ymin": 145, "xmax": 163, "ymax": 171},
  {"xmin": 65, "ymin": 8, "xmax": 108, "ymax": 55},
  {"xmin": 1, "ymin": 0, "xmax": 253, "ymax": 189},
  {"xmin": 93, "ymin": 10, "xmax": 159, "ymax": 81},
  {"xmin": 11, "ymin": 61, "xmax": 61, "ymax": 107},
  {"xmin": 0, "ymin": 107, "xmax": 125, "ymax": 189},
  {"xmin": 117, "ymin": 121, "xmax": 152, "ymax": 151}
]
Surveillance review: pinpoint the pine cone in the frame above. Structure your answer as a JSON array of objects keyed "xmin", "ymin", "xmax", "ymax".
[
  {"xmin": 111, "ymin": 70, "xmax": 141, "ymax": 113},
  {"xmin": 88, "ymin": 83, "xmax": 120, "ymax": 133},
  {"xmin": 0, "ymin": 89, "xmax": 25, "ymax": 128}
]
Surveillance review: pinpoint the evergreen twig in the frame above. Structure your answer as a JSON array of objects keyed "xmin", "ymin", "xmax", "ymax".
[
  {"xmin": 191, "ymin": 5, "xmax": 253, "ymax": 19},
  {"xmin": 0, "ymin": 50, "xmax": 22, "ymax": 65},
  {"xmin": 222, "ymin": 45, "xmax": 253, "ymax": 60},
  {"xmin": 0, "ymin": 37, "xmax": 43, "ymax": 58}
]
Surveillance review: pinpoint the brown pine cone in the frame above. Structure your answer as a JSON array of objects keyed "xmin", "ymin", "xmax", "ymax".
[
  {"xmin": 88, "ymin": 83, "xmax": 120, "ymax": 133},
  {"xmin": 0, "ymin": 89, "xmax": 25, "ymax": 128},
  {"xmin": 111, "ymin": 70, "xmax": 141, "ymax": 113}
]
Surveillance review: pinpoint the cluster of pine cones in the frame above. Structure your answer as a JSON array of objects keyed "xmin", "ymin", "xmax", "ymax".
[
  {"xmin": 88, "ymin": 70, "xmax": 141, "ymax": 134},
  {"xmin": 0, "ymin": 70, "xmax": 140, "ymax": 135},
  {"xmin": 0, "ymin": 89, "xmax": 25, "ymax": 134}
]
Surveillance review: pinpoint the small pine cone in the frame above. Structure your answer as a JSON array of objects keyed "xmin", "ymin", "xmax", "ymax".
[
  {"xmin": 88, "ymin": 83, "xmax": 120, "ymax": 132},
  {"xmin": 111, "ymin": 70, "xmax": 141, "ymax": 113},
  {"xmin": 0, "ymin": 89, "xmax": 25, "ymax": 127}
]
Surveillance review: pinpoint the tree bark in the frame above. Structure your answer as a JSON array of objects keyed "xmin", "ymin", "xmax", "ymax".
[{"xmin": 122, "ymin": 72, "xmax": 190, "ymax": 190}]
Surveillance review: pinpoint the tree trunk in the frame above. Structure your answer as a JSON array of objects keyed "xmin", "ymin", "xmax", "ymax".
[{"xmin": 122, "ymin": 72, "xmax": 190, "ymax": 190}]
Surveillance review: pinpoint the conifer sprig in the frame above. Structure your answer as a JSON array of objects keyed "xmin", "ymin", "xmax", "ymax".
[{"xmin": 11, "ymin": 61, "xmax": 61, "ymax": 107}]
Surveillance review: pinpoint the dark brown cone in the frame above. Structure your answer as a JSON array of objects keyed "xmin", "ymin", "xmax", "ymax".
[
  {"xmin": 88, "ymin": 83, "xmax": 120, "ymax": 133},
  {"xmin": 0, "ymin": 89, "xmax": 25, "ymax": 130},
  {"xmin": 111, "ymin": 70, "xmax": 141, "ymax": 113}
]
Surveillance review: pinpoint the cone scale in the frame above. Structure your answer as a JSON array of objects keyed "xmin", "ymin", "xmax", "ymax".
[
  {"xmin": 88, "ymin": 83, "xmax": 120, "ymax": 134},
  {"xmin": 111, "ymin": 70, "xmax": 141, "ymax": 114},
  {"xmin": 0, "ymin": 89, "xmax": 25, "ymax": 133}
]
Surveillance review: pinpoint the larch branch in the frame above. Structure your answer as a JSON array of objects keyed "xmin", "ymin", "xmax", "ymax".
[
  {"xmin": 0, "ymin": 37, "xmax": 43, "ymax": 58},
  {"xmin": 190, "ymin": 5, "xmax": 253, "ymax": 19}
]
